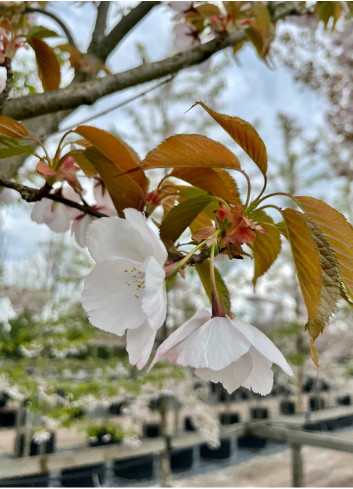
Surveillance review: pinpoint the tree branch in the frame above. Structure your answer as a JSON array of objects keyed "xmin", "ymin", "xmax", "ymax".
[
  {"xmin": 87, "ymin": 1, "xmax": 111, "ymax": 57},
  {"xmin": 24, "ymin": 7, "xmax": 77, "ymax": 48},
  {"xmin": 0, "ymin": 179, "xmax": 107, "ymax": 218},
  {"xmin": 2, "ymin": 1, "xmax": 304, "ymax": 121},
  {"xmin": 89, "ymin": 2, "xmax": 160, "ymax": 62}
]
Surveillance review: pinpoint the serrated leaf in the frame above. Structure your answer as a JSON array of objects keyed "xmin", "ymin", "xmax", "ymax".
[
  {"xmin": 171, "ymin": 167, "xmax": 242, "ymax": 206},
  {"xmin": 68, "ymin": 149, "xmax": 96, "ymax": 177},
  {"xmin": 304, "ymin": 217, "xmax": 340, "ymax": 341},
  {"xmin": 0, "ymin": 135, "xmax": 35, "ymax": 158},
  {"xmin": 295, "ymin": 196, "xmax": 353, "ymax": 300},
  {"xmin": 28, "ymin": 37, "xmax": 61, "ymax": 91},
  {"xmin": 195, "ymin": 260, "xmax": 231, "ymax": 312},
  {"xmin": 160, "ymin": 194, "xmax": 216, "ymax": 242},
  {"xmin": 141, "ymin": 134, "xmax": 241, "ymax": 171},
  {"xmin": 275, "ymin": 220, "xmax": 288, "ymax": 238},
  {"xmin": 83, "ymin": 147, "xmax": 143, "ymax": 217},
  {"xmin": 0, "ymin": 116, "xmax": 31, "ymax": 139},
  {"xmin": 316, "ymin": 1, "xmax": 342, "ymax": 29},
  {"xmin": 193, "ymin": 102, "xmax": 267, "ymax": 175},
  {"xmin": 247, "ymin": 210, "xmax": 281, "ymax": 287},
  {"xmin": 283, "ymin": 208, "xmax": 322, "ymax": 321},
  {"xmin": 75, "ymin": 126, "xmax": 147, "ymax": 193},
  {"xmin": 27, "ymin": 25, "xmax": 59, "ymax": 39}
]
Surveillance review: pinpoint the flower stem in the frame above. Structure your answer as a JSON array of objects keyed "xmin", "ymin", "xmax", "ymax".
[{"xmin": 210, "ymin": 240, "xmax": 224, "ymax": 317}]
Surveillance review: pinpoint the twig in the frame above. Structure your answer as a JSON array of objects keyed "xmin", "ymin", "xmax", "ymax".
[
  {"xmin": 0, "ymin": 179, "xmax": 107, "ymax": 218},
  {"xmin": 0, "ymin": 57, "xmax": 13, "ymax": 112},
  {"xmin": 59, "ymin": 75, "xmax": 174, "ymax": 132},
  {"xmin": 89, "ymin": 2, "xmax": 160, "ymax": 62},
  {"xmin": 24, "ymin": 7, "xmax": 77, "ymax": 48},
  {"xmin": 88, "ymin": 1, "xmax": 111, "ymax": 56}
]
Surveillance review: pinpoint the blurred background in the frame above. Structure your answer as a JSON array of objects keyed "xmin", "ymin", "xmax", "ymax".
[{"xmin": 1, "ymin": 1, "xmax": 353, "ymax": 487}]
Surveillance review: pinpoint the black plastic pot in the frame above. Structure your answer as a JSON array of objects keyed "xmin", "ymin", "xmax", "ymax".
[
  {"xmin": 109, "ymin": 401, "xmax": 128, "ymax": 415},
  {"xmin": 200, "ymin": 438, "xmax": 231, "ymax": 460},
  {"xmin": 60, "ymin": 464, "xmax": 105, "ymax": 487},
  {"xmin": 337, "ymin": 395, "xmax": 351, "ymax": 406},
  {"xmin": 184, "ymin": 416, "xmax": 197, "ymax": 432},
  {"xmin": 309, "ymin": 396, "xmax": 325, "ymax": 411},
  {"xmin": 219, "ymin": 412, "xmax": 240, "ymax": 425},
  {"xmin": 170, "ymin": 448, "xmax": 193, "ymax": 472},
  {"xmin": 143, "ymin": 422, "xmax": 161, "ymax": 438},
  {"xmin": 0, "ymin": 473, "xmax": 49, "ymax": 487},
  {"xmin": 250, "ymin": 407, "xmax": 269, "ymax": 420},
  {"xmin": 237, "ymin": 434, "xmax": 267, "ymax": 449},
  {"xmin": 0, "ymin": 408, "xmax": 17, "ymax": 427},
  {"xmin": 16, "ymin": 433, "xmax": 56, "ymax": 458},
  {"xmin": 0, "ymin": 392, "xmax": 9, "ymax": 408},
  {"xmin": 114, "ymin": 455, "xmax": 154, "ymax": 480},
  {"xmin": 279, "ymin": 400, "xmax": 296, "ymax": 415}
]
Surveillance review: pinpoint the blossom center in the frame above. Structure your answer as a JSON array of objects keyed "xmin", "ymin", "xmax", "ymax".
[{"xmin": 123, "ymin": 267, "xmax": 146, "ymax": 300}]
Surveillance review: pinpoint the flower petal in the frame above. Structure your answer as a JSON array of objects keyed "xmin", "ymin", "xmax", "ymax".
[
  {"xmin": 82, "ymin": 259, "xmax": 146, "ymax": 335},
  {"xmin": 86, "ymin": 212, "xmax": 167, "ymax": 265},
  {"xmin": 149, "ymin": 309, "xmax": 210, "ymax": 369},
  {"xmin": 141, "ymin": 256, "xmax": 167, "ymax": 330},
  {"xmin": 242, "ymin": 347, "xmax": 274, "ymax": 395},
  {"xmin": 230, "ymin": 318, "xmax": 293, "ymax": 376},
  {"xmin": 126, "ymin": 323, "xmax": 157, "ymax": 370},
  {"xmin": 72, "ymin": 214, "xmax": 94, "ymax": 248},
  {"xmin": 151, "ymin": 313, "xmax": 251, "ymax": 370},
  {"xmin": 195, "ymin": 353, "xmax": 252, "ymax": 394},
  {"xmin": 123, "ymin": 208, "xmax": 168, "ymax": 266}
]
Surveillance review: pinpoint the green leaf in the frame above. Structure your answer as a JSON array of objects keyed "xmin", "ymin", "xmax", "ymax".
[
  {"xmin": 192, "ymin": 102, "xmax": 267, "ymax": 175},
  {"xmin": 0, "ymin": 135, "xmax": 35, "ymax": 158},
  {"xmin": 141, "ymin": 134, "xmax": 241, "ymax": 171},
  {"xmin": 247, "ymin": 210, "xmax": 281, "ymax": 287},
  {"xmin": 295, "ymin": 196, "xmax": 353, "ymax": 300},
  {"xmin": 170, "ymin": 167, "xmax": 242, "ymax": 206},
  {"xmin": 316, "ymin": 1, "xmax": 343, "ymax": 29},
  {"xmin": 195, "ymin": 260, "xmax": 231, "ymax": 312},
  {"xmin": 27, "ymin": 26, "xmax": 59, "ymax": 39},
  {"xmin": 283, "ymin": 208, "xmax": 322, "ymax": 322},
  {"xmin": 83, "ymin": 147, "xmax": 143, "ymax": 217},
  {"xmin": 304, "ymin": 217, "xmax": 340, "ymax": 341},
  {"xmin": 160, "ymin": 194, "xmax": 217, "ymax": 242}
]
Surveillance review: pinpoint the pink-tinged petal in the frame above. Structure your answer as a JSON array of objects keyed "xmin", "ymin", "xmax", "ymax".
[
  {"xmin": 152, "ymin": 314, "xmax": 251, "ymax": 370},
  {"xmin": 242, "ymin": 347, "xmax": 274, "ymax": 395},
  {"xmin": 141, "ymin": 256, "xmax": 167, "ymax": 330},
  {"xmin": 72, "ymin": 214, "xmax": 94, "ymax": 248},
  {"xmin": 36, "ymin": 160, "xmax": 56, "ymax": 177},
  {"xmin": 195, "ymin": 354, "xmax": 252, "ymax": 394},
  {"xmin": 82, "ymin": 259, "xmax": 147, "ymax": 335},
  {"xmin": 126, "ymin": 323, "xmax": 157, "ymax": 370},
  {"xmin": 149, "ymin": 309, "xmax": 210, "ymax": 369},
  {"xmin": 86, "ymin": 214, "xmax": 167, "ymax": 265},
  {"xmin": 230, "ymin": 318, "xmax": 293, "ymax": 376},
  {"xmin": 31, "ymin": 199, "xmax": 72, "ymax": 233}
]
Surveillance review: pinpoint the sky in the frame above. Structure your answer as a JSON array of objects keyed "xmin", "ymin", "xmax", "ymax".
[{"xmin": 1, "ymin": 1, "xmax": 332, "ymax": 265}]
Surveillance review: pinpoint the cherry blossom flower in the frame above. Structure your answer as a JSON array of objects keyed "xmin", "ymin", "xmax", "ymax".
[
  {"xmin": 82, "ymin": 209, "xmax": 168, "ymax": 369},
  {"xmin": 150, "ymin": 310, "xmax": 293, "ymax": 395},
  {"xmin": 173, "ymin": 23, "xmax": 201, "ymax": 51},
  {"xmin": 31, "ymin": 189, "xmax": 81, "ymax": 233},
  {"xmin": 170, "ymin": 2, "xmax": 194, "ymax": 20},
  {"xmin": 71, "ymin": 183, "xmax": 117, "ymax": 248}
]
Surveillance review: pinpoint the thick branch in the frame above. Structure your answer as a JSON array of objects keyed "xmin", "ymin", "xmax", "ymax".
[
  {"xmin": 89, "ymin": 2, "xmax": 160, "ymax": 62},
  {"xmin": 88, "ymin": 2, "xmax": 111, "ymax": 57},
  {"xmin": 0, "ymin": 179, "xmax": 106, "ymax": 218},
  {"xmin": 2, "ymin": 30, "xmax": 244, "ymax": 120},
  {"xmin": 2, "ymin": 1, "xmax": 303, "ymax": 121}
]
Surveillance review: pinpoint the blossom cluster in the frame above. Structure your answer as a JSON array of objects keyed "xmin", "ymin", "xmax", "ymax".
[{"xmin": 81, "ymin": 208, "xmax": 293, "ymax": 395}]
